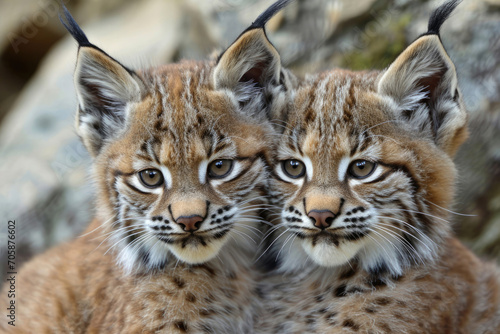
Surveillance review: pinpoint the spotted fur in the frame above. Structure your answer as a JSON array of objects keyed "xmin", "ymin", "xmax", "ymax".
[
  {"xmin": 0, "ymin": 2, "xmax": 297, "ymax": 333},
  {"xmin": 257, "ymin": 1, "xmax": 500, "ymax": 333}
]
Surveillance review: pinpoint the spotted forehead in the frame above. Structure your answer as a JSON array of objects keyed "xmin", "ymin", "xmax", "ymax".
[
  {"xmin": 129, "ymin": 63, "xmax": 241, "ymax": 164},
  {"xmin": 279, "ymin": 70, "xmax": 390, "ymax": 165}
]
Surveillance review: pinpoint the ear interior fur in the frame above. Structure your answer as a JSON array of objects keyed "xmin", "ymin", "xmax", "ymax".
[
  {"xmin": 377, "ymin": 35, "xmax": 467, "ymax": 156},
  {"xmin": 214, "ymin": 29, "xmax": 281, "ymax": 105},
  {"xmin": 75, "ymin": 47, "xmax": 143, "ymax": 157}
]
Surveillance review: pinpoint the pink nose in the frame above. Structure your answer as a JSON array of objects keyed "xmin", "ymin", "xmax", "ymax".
[
  {"xmin": 176, "ymin": 215, "xmax": 203, "ymax": 232},
  {"xmin": 308, "ymin": 210, "xmax": 335, "ymax": 229}
]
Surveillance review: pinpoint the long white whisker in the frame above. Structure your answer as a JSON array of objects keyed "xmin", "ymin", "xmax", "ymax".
[
  {"xmin": 376, "ymin": 220, "xmax": 434, "ymax": 255},
  {"xmin": 376, "ymin": 215, "xmax": 436, "ymax": 250},
  {"xmin": 275, "ymin": 233, "xmax": 294, "ymax": 261},
  {"xmin": 423, "ymin": 199, "xmax": 476, "ymax": 217},
  {"xmin": 256, "ymin": 228, "xmax": 290, "ymax": 262}
]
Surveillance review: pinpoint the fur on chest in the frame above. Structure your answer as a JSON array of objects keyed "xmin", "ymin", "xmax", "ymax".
[{"xmin": 87, "ymin": 263, "xmax": 258, "ymax": 333}]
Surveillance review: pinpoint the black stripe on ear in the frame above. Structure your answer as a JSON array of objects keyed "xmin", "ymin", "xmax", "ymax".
[
  {"xmin": 59, "ymin": 4, "xmax": 92, "ymax": 47},
  {"xmin": 424, "ymin": 0, "xmax": 461, "ymax": 36}
]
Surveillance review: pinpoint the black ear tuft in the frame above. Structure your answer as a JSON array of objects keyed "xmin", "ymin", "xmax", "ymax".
[
  {"xmin": 250, "ymin": 0, "xmax": 295, "ymax": 30},
  {"xmin": 59, "ymin": 4, "xmax": 92, "ymax": 47},
  {"xmin": 425, "ymin": 0, "xmax": 461, "ymax": 36},
  {"xmin": 217, "ymin": 0, "xmax": 294, "ymax": 64}
]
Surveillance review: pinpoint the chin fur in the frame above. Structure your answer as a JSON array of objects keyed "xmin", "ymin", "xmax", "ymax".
[
  {"xmin": 301, "ymin": 238, "xmax": 364, "ymax": 267},
  {"xmin": 169, "ymin": 237, "xmax": 227, "ymax": 264}
]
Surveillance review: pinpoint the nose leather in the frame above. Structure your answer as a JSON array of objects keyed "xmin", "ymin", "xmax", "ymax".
[
  {"xmin": 308, "ymin": 210, "xmax": 335, "ymax": 229},
  {"xmin": 176, "ymin": 215, "xmax": 203, "ymax": 232}
]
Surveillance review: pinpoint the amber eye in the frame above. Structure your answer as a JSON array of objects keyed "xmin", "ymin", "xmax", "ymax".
[
  {"xmin": 349, "ymin": 160, "xmax": 377, "ymax": 179},
  {"xmin": 208, "ymin": 159, "xmax": 233, "ymax": 179},
  {"xmin": 282, "ymin": 159, "xmax": 306, "ymax": 179},
  {"xmin": 139, "ymin": 169, "xmax": 164, "ymax": 188}
]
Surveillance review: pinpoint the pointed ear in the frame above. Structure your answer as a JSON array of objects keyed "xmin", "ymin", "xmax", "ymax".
[
  {"xmin": 213, "ymin": 28, "xmax": 282, "ymax": 104},
  {"xmin": 377, "ymin": 34, "xmax": 467, "ymax": 156},
  {"xmin": 74, "ymin": 46, "xmax": 144, "ymax": 157}
]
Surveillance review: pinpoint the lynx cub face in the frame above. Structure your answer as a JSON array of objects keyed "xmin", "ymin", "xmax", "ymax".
[
  {"xmin": 61, "ymin": 4, "xmax": 291, "ymax": 274},
  {"xmin": 270, "ymin": 1, "xmax": 467, "ymax": 277}
]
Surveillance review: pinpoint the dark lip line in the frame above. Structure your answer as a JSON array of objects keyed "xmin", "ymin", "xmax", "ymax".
[
  {"xmin": 289, "ymin": 225, "xmax": 369, "ymax": 234},
  {"xmin": 154, "ymin": 222, "xmax": 233, "ymax": 238},
  {"xmin": 289, "ymin": 225, "xmax": 347, "ymax": 232}
]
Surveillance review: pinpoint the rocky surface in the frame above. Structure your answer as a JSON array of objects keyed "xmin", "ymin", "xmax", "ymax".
[{"xmin": 0, "ymin": 0, "xmax": 499, "ymax": 280}]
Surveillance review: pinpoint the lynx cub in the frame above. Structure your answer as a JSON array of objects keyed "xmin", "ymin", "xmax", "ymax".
[
  {"xmin": 257, "ymin": 1, "xmax": 500, "ymax": 333},
  {"xmin": 0, "ymin": 1, "xmax": 295, "ymax": 333}
]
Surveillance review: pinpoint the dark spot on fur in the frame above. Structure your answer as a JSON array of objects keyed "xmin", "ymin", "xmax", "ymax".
[
  {"xmin": 342, "ymin": 319, "xmax": 360, "ymax": 331},
  {"xmin": 374, "ymin": 297, "xmax": 392, "ymax": 306},
  {"xmin": 172, "ymin": 276, "xmax": 186, "ymax": 289},
  {"xmin": 365, "ymin": 307, "xmax": 377, "ymax": 313},
  {"xmin": 315, "ymin": 294, "xmax": 325, "ymax": 302},
  {"xmin": 326, "ymin": 312, "xmax": 338, "ymax": 325},
  {"xmin": 334, "ymin": 284, "xmax": 347, "ymax": 297},
  {"xmin": 254, "ymin": 286, "xmax": 266, "ymax": 299},
  {"xmin": 154, "ymin": 120, "xmax": 163, "ymax": 131},
  {"xmin": 199, "ymin": 309, "xmax": 215, "ymax": 317},
  {"xmin": 174, "ymin": 320, "xmax": 188, "ymax": 332},
  {"xmin": 185, "ymin": 292, "xmax": 196, "ymax": 303},
  {"xmin": 368, "ymin": 276, "xmax": 387, "ymax": 288},
  {"xmin": 339, "ymin": 267, "xmax": 357, "ymax": 280}
]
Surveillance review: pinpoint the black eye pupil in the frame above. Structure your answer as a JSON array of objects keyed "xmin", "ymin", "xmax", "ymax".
[
  {"xmin": 139, "ymin": 169, "xmax": 163, "ymax": 188},
  {"xmin": 290, "ymin": 161, "xmax": 299, "ymax": 168},
  {"xmin": 350, "ymin": 160, "xmax": 376, "ymax": 179},
  {"xmin": 215, "ymin": 161, "xmax": 223, "ymax": 169}
]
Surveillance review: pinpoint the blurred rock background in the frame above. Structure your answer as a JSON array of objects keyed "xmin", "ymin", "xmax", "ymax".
[{"xmin": 0, "ymin": 0, "xmax": 499, "ymax": 280}]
